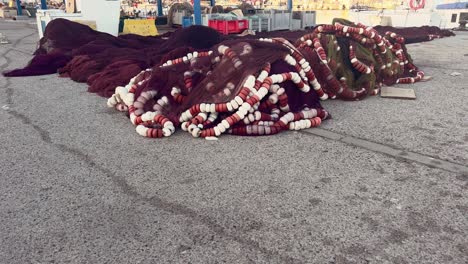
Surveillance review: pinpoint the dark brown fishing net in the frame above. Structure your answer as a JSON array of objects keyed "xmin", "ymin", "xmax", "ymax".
[
  {"xmin": 374, "ymin": 25, "xmax": 455, "ymax": 43},
  {"xmin": 3, "ymin": 18, "xmax": 454, "ymax": 138}
]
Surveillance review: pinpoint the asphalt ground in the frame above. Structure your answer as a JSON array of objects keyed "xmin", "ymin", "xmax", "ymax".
[{"xmin": 0, "ymin": 20, "xmax": 467, "ymax": 264}]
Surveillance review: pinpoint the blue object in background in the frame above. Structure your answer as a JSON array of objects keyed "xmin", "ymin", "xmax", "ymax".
[
  {"xmin": 40, "ymin": 0, "xmax": 47, "ymax": 9},
  {"xmin": 287, "ymin": 0, "xmax": 293, "ymax": 11},
  {"xmin": 182, "ymin": 16, "xmax": 194, "ymax": 28},
  {"xmin": 157, "ymin": 0, "xmax": 163, "ymax": 16},
  {"xmin": 194, "ymin": 0, "xmax": 201, "ymax": 25},
  {"xmin": 16, "ymin": 0, "xmax": 22, "ymax": 15},
  {"xmin": 436, "ymin": 2, "xmax": 468, "ymax": 9}
]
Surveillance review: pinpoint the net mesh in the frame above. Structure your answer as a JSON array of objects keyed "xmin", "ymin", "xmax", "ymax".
[{"xmin": 3, "ymin": 18, "xmax": 454, "ymax": 138}]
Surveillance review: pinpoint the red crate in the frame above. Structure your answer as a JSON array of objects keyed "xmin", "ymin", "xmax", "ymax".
[{"xmin": 208, "ymin": 19, "xmax": 249, "ymax": 35}]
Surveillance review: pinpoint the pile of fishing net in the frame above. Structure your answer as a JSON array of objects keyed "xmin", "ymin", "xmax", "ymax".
[
  {"xmin": 373, "ymin": 25, "xmax": 455, "ymax": 43},
  {"xmin": 4, "ymin": 20, "xmax": 222, "ymax": 97},
  {"xmin": 3, "ymin": 19, "xmax": 453, "ymax": 139}
]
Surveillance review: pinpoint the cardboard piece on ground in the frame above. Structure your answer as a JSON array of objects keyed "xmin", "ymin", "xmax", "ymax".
[
  {"xmin": 449, "ymin": 72, "xmax": 461, "ymax": 76},
  {"xmin": 380, "ymin": 87, "xmax": 416, "ymax": 100},
  {"xmin": 420, "ymin": 75, "xmax": 433, "ymax": 82},
  {"xmin": 0, "ymin": 33, "xmax": 9, "ymax": 44}
]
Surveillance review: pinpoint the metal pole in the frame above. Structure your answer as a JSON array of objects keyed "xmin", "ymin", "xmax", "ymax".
[
  {"xmin": 16, "ymin": 0, "xmax": 22, "ymax": 15},
  {"xmin": 40, "ymin": 0, "xmax": 47, "ymax": 9},
  {"xmin": 157, "ymin": 0, "xmax": 163, "ymax": 16},
  {"xmin": 194, "ymin": 0, "xmax": 201, "ymax": 25},
  {"xmin": 287, "ymin": 0, "xmax": 293, "ymax": 11}
]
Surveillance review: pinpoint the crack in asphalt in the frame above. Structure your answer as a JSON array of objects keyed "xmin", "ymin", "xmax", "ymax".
[
  {"xmin": 6, "ymin": 110, "xmax": 302, "ymax": 264},
  {"xmin": 415, "ymin": 65, "xmax": 468, "ymax": 71},
  {"xmin": 1, "ymin": 26, "xmax": 301, "ymax": 264},
  {"xmin": 300, "ymin": 128, "xmax": 468, "ymax": 175}
]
